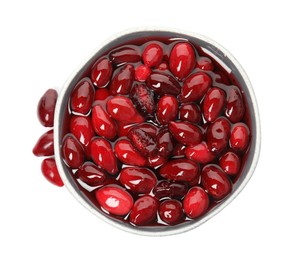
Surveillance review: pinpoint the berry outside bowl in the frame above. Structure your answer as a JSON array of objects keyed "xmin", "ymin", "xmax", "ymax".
[{"xmin": 54, "ymin": 27, "xmax": 261, "ymax": 236}]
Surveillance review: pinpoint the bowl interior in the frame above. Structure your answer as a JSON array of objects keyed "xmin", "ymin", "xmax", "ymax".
[{"xmin": 54, "ymin": 29, "xmax": 260, "ymax": 236}]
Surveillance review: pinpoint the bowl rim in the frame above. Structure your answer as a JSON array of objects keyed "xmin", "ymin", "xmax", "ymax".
[{"xmin": 54, "ymin": 26, "xmax": 261, "ymax": 236}]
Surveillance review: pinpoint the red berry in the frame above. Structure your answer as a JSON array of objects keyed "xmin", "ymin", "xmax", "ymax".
[
  {"xmin": 129, "ymin": 195, "xmax": 158, "ymax": 225},
  {"xmin": 183, "ymin": 186, "xmax": 209, "ymax": 218},
  {"xmin": 62, "ymin": 134, "xmax": 84, "ymax": 169},
  {"xmin": 70, "ymin": 78, "xmax": 94, "ymax": 114},
  {"xmin": 91, "ymin": 57, "xmax": 112, "ymax": 88},
  {"xmin": 37, "ymin": 89, "xmax": 58, "ymax": 127},
  {"xmin": 33, "ymin": 129, "xmax": 54, "ymax": 156},
  {"xmin": 215, "ymin": 71, "xmax": 230, "ymax": 85},
  {"xmin": 114, "ymin": 139, "xmax": 147, "ymax": 166},
  {"xmin": 225, "ymin": 85, "xmax": 245, "ymax": 123},
  {"xmin": 135, "ymin": 64, "xmax": 151, "ymax": 82},
  {"xmin": 91, "ymin": 138, "xmax": 118, "ymax": 175},
  {"xmin": 157, "ymin": 95, "xmax": 179, "ymax": 125},
  {"xmin": 109, "ymin": 64, "xmax": 135, "ymax": 95},
  {"xmin": 185, "ymin": 142, "xmax": 216, "ymax": 164},
  {"xmin": 41, "ymin": 158, "xmax": 64, "ymax": 187},
  {"xmin": 159, "ymin": 158, "xmax": 200, "ymax": 182},
  {"xmin": 203, "ymin": 87, "xmax": 226, "ymax": 122},
  {"xmin": 219, "ymin": 151, "xmax": 241, "ymax": 175},
  {"xmin": 107, "ymin": 96, "xmax": 144, "ymax": 124},
  {"xmin": 92, "ymin": 105, "xmax": 117, "ymax": 140},
  {"xmin": 76, "ymin": 162, "xmax": 106, "ymax": 186},
  {"xmin": 153, "ymin": 180, "xmax": 187, "ymax": 200},
  {"xmin": 94, "ymin": 88, "xmax": 110, "ymax": 101},
  {"xmin": 127, "ymin": 126, "xmax": 157, "ymax": 156},
  {"xmin": 70, "ymin": 116, "xmax": 94, "ymax": 147},
  {"xmin": 179, "ymin": 103, "xmax": 201, "ymax": 124},
  {"xmin": 159, "ymin": 199, "xmax": 183, "ymax": 224},
  {"xmin": 169, "ymin": 42, "xmax": 196, "ymax": 80},
  {"xmin": 168, "ymin": 121, "xmax": 202, "ymax": 146},
  {"xmin": 146, "ymin": 73, "xmax": 180, "ymax": 96},
  {"xmin": 172, "ymin": 143, "xmax": 186, "ymax": 157},
  {"xmin": 142, "ymin": 43, "xmax": 163, "ymax": 67},
  {"xmin": 201, "ymin": 164, "xmax": 232, "ymax": 200},
  {"xmin": 130, "ymin": 83, "xmax": 155, "ymax": 116},
  {"xmin": 95, "ymin": 185, "xmax": 133, "ymax": 216},
  {"xmin": 157, "ymin": 129, "xmax": 175, "ymax": 158},
  {"xmin": 180, "ymin": 72, "xmax": 212, "ymax": 102},
  {"xmin": 206, "ymin": 117, "xmax": 231, "ymax": 153},
  {"xmin": 196, "ymin": 56, "xmax": 214, "ymax": 71},
  {"xmin": 110, "ymin": 45, "xmax": 141, "ymax": 65},
  {"xmin": 230, "ymin": 123, "xmax": 250, "ymax": 150},
  {"xmin": 119, "ymin": 167, "xmax": 157, "ymax": 193}
]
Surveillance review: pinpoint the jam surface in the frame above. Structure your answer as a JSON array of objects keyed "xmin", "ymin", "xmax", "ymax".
[{"xmin": 60, "ymin": 35, "xmax": 251, "ymax": 227}]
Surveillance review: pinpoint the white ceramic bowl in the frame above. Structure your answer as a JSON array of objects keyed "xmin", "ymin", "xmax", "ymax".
[{"xmin": 54, "ymin": 28, "xmax": 261, "ymax": 236}]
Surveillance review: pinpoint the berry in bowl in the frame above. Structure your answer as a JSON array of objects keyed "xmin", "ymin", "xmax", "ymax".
[{"xmin": 33, "ymin": 28, "xmax": 260, "ymax": 236}]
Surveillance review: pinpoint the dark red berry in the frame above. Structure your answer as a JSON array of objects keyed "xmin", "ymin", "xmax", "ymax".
[
  {"xmin": 41, "ymin": 158, "xmax": 64, "ymax": 187},
  {"xmin": 153, "ymin": 180, "xmax": 187, "ymax": 200},
  {"xmin": 70, "ymin": 78, "xmax": 94, "ymax": 114},
  {"xmin": 110, "ymin": 45, "xmax": 141, "ymax": 65},
  {"xmin": 33, "ymin": 129, "xmax": 54, "ymax": 156},
  {"xmin": 76, "ymin": 162, "xmax": 106, "ymax": 186},
  {"xmin": 157, "ymin": 95, "xmax": 179, "ymax": 125},
  {"xmin": 179, "ymin": 103, "xmax": 201, "ymax": 124},
  {"xmin": 129, "ymin": 195, "xmax": 158, "ymax": 225},
  {"xmin": 37, "ymin": 89, "xmax": 58, "ymax": 127},
  {"xmin": 159, "ymin": 199, "xmax": 183, "ymax": 224},
  {"xmin": 91, "ymin": 57, "xmax": 112, "ymax": 88},
  {"xmin": 201, "ymin": 164, "xmax": 232, "ymax": 200},
  {"xmin": 229, "ymin": 123, "xmax": 250, "ymax": 151},
  {"xmin": 62, "ymin": 134, "xmax": 84, "ymax": 169},
  {"xmin": 196, "ymin": 56, "xmax": 214, "ymax": 71},
  {"xmin": 119, "ymin": 167, "xmax": 157, "ymax": 194},
  {"xmin": 225, "ymin": 86, "xmax": 245, "ymax": 123},
  {"xmin": 157, "ymin": 129, "xmax": 175, "ymax": 158}
]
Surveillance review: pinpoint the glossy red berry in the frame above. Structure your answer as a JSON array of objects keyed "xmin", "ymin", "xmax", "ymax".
[
  {"xmin": 203, "ymin": 87, "xmax": 226, "ymax": 122},
  {"xmin": 95, "ymin": 185, "xmax": 134, "ymax": 216},
  {"xmin": 70, "ymin": 116, "xmax": 94, "ymax": 147},
  {"xmin": 169, "ymin": 121, "xmax": 202, "ymax": 146},
  {"xmin": 159, "ymin": 199, "xmax": 183, "ymax": 224},
  {"xmin": 207, "ymin": 117, "xmax": 231, "ymax": 153},
  {"xmin": 114, "ymin": 139, "xmax": 147, "ymax": 166},
  {"xmin": 156, "ymin": 95, "xmax": 178, "ymax": 125},
  {"xmin": 91, "ymin": 57, "xmax": 112, "ymax": 88},
  {"xmin": 225, "ymin": 86, "xmax": 245, "ymax": 123},
  {"xmin": 129, "ymin": 195, "xmax": 158, "ymax": 225},
  {"xmin": 76, "ymin": 162, "xmax": 106, "ymax": 186},
  {"xmin": 110, "ymin": 45, "xmax": 141, "ymax": 65},
  {"xmin": 37, "ymin": 89, "xmax": 58, "ymax": 127},
  {"xmin": 92, "ymin": 105, "xmax": 117, "ymax": 140},
  {"xmin": 169, "ymin": 42, "xmax": 196, "ymax": 80},
  {"xmin": 159, "ymin": 158, "xmax": 200, "ymax": 182},
  {"xmin": 180, "ymin": 72, "xmax": 212, "ymax": 102},
  {"xmin": 183, "ymin": 186, "xmax": 209, "ymax": 218},
  {"xmin": 146, "ymin": 73, "xmax": 180, "ymax": 96},
  {"xmin": 91, "ymin": 138, "xmax": 118, "ymax": 175},
  {"xmin": 230, "ymin": 123, "xmax": 250, "ymax": 150},
  {"xmin": 109, "ymin": 64, "xmax": 134, "ymax": 95},
  {"xmin": 157, "ymin": 129, "xmax": 175, "ymax": 158},
  {"xmin": 219, "ymin": 151, "xmax": 241, "ymax": 175},
  {"xmin": 62, "ymin": 134, "xmax": 84, "ymax": 169},
  {"xmin": 41, "ymin": 158, "xmax": 64, "ymax": 187},
  {"xmin": 142, "ymin": 43, "xmax": 163, "ymax": 67},
  {"xmin": 70, "ymin": 78, "xmax": 94, "ymax": 114},
  {"xmin": 119, "ymin": 167, "xmax": 157, "ymax": 193},
  {"xmin": 107, "ymin": 96, "xmax": 144, "ymax": 124},
  {"xmin": 201, "ymin": 164, "xmax": 232, "ymax": 200},
  {"xmin": 33, "ymin": 129, "xmax": 54, "ymax": 156},
  {"xmin": 179, "ymin": 103, "xmax": 201, "ymax": 124},
  {"xmin": 185, "ymin": 142, "xmax": 216, "ymax": 164}
]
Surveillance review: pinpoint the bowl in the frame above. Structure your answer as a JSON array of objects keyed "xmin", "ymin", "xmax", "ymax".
[{"xmin": 54, "ymin": 27, "xmax": 261, "ymax": 236}]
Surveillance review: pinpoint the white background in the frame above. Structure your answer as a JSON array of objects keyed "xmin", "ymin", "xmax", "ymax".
[{"xmin": 0, "ymin": 0, "xmax": 290, "ymax": 259}]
